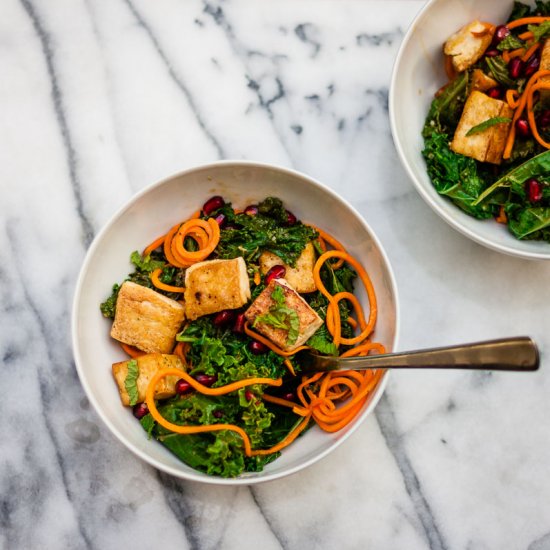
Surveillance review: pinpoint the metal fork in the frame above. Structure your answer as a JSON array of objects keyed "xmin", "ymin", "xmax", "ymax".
[{"xmin": 300, "ymin": 336, "xmax": 539, "ymax": 372}]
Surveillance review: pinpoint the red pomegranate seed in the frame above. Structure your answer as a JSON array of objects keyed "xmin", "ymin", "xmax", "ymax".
[
  {"xmin": 265, "ymin": 265, "xmax": 286, "ymax": 284},
  {"xmin": 484, "ymin": 48, "xmax": 499, "ymax": 58},
  {"xmin": 244, "ymin": 205, "xmax": 259, "ymax": 216},
  {"xmin": 282, "ymin": 392, "xmax": 295, "ymax": 401},
  {"xmin": 132, "ymin": 402, "xmax": 149, "ymax": 419},
  {"xmin": 524, "ymin": 54, "xmax": 540, "ymax": 77},
  {"xmin": 202, "ymin": 195, "xmax": 225, "ymax": 216},
  {"xmin": 286, "ymin": 210, "xmax": 297, "ymax": 225},
  {"xmin": 539, "ymin": 110, "xmax": 550, "ymax": 128},
  {"xmin": 509, "ymin": 57, "xmax": 524, "ymax": 79},
  {"xmin": 486, "ymin": 87, "xmax": 502, "ymax": 99},
  {"xmin": 527, "ymin": 178, "xmax": 543, "ymax": 202},
  {"xmin": 249, "ymin": 341, "xmax": 267, "ymax": 354},
  {"xmin": 515, "ymin": 118, "xmax": 530, "ymax": 138},
  {"xmin": 213, "ymin": 410, "xmax": 224, "ymax": 419},
  {"xmin": 214, "ymin": 213, "xmax": 227, "ymax": 228},
  {"xmin": 213, "ymin": 310, "xmax": 235, "ymax": 327},
  {"xmin": 233, "ymin": 313, "xmax": 246, "ymax": 334},
  {"xmin": 175, "ymin": 379, "xmax": 192, "ymax": 395},
  {"xmin": 245, "ymin": 390, "xmax": 254, "ymax": 401},
  {"xmin": 493, "ymin": 25, "xmax": 510, "ymax": 44},
  {"xmin": 194, "ymin": 374, "xmax": 217, "ymax": 387}
]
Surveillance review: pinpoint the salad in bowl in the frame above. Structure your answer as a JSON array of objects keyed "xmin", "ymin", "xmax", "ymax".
[
  {"xmin": 423, "ymin": 1, "xmax": 550, "ymax": 242},
  {"xmin": 72, "ymin": 162, "xmax": 398, "ymax": 483}
]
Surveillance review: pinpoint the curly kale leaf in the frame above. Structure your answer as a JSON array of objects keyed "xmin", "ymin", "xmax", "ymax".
[
  {"xmin": 423, "ymin": 72, "xmax": 468, "ymax": 135},
  {"xmin": 216, "ymin": 199, "xmax": 318, "ymax": 266},
  {"xmin": 422, "ymin": 131, "xmax": 494, "ymax": 219},
  {"xmin": 100, "ymin": 283, "xmax": 121, "ymax": 318}
]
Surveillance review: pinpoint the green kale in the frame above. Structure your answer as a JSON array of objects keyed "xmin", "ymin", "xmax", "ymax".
[
  {"xmin": 423, "ymin": 72, "xmax": 468, "ymax": 135},
  {"xmin": 422, "ymin": 130, "xmax": 494, "ymax": 219},
  {"xmin": 216, "ymin": 201, "xmax": 318, "ymax": 266},
  {"xmin": 306, "ymin": 324, "xmax": 339, "ymax": 356},
  {"xmin": 508, "ymin": 1, "xmax": 532, "ymax": 20},
  {"xmin": 177, "ymin": 317, "xmax": 288, "ymax": 382},
  {"xmin": 253, "ymin": 285, "xmax": 299, "ymax": 346},
  {"xmin": 534, "ymin": 1, "xmax": 550, "ymax": 16},
  {"xmin": 100, "ymin": 283, "xmax": 120, "ymax": 318},
  {"xmin": 124, "ymin": 360, "xmax": 140, "ymax": 406},
  {"xmin": 473, "ymin": 150, "xmax": 550, "ymax": 205},
  {"xmin": 508, "ymin": 207, "xmax": 550, "ymax": 239},
  {"xmin": 129, "ymin": 251, "xmax": 165, "ymax": 272}
]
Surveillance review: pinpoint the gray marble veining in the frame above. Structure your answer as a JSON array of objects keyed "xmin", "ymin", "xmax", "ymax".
[{"xmin": 2, "ymin": 0, "xmax": 550, "ymax": 549}]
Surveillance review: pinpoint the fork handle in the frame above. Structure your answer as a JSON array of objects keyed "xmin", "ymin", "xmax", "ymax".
[{"xmin": 313, "ymin": 337, "xmax": 539, "ymax": 371}]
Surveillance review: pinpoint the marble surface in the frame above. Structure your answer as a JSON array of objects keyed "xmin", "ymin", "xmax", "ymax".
[{"xmin": 2, "ymin": 0, "xmax": 550, "ymax": 548}]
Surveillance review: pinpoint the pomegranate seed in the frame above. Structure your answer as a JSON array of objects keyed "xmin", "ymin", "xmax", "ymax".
[
  {"xmin": 233, "ymin": 313, "xmax": 246, "ymax": 334},
  {"xmin": 249, "ymin": 341, "xmax": 267, "ymax": 355},
  {"xmin": 213, "ymin": 410, "xmax": 224, "ymax": 419},
  {"xmin": 214, "ymin": 213, "xmax": 227, "ymax": 228},
  {"xmin": 525, "ymin": 54, "xmax": 540, "ymax": 77},
  {"xmin": 286, "ymin": 210, "xmax": 297, "ymax": 225},
  {"xmin": 245, "ymin": 390, "xmax": 254, "ymax": 401},
  {"xmin": 213, "ymin": 310, "xmax": 235, "ymax": 327},
  {"xmin": 509, "ymin": 57, "xmax": 524, "ymax": 79},
  {"xmin": 194, "ymin": 374, "xmax": 217, "ymax": 387},
  {"xmin": 515, "ymin": 118, "xmax": 530, "ymax": 138},
  {"xmin": 175, "ymin": 379, "xmax": 192, "ymax": 395},
  {"xmin": 265, "ymin": 265, "xmax": 286, "ymax": 284},
  {"xmin": 527, "ymin": 178, "xmax": 543, "ymax": 202},
  {"xmin": 486, "ymin": 87, "xmax": 502, "ymax": 99},
  {"xmin": 244, "ymin": 205, "xmax": 259, "ymax": 216},
  {"xmin": 132, "ymin": 402, "xmax": 149, "ymax": 419},
  {"xmin": 539, "ymin": 110, "xmax": 550, "ymax": 128},
  {"xmin": 202, "ymin": 195, "xmax": 225, "ymax": 216},
  {"xmin": 282, "ymin": 392, "xmax": 295, "ymax": 401},
  {"xmin": 493, "ymin": 25, "xmax": 510, "ymax": 45},
  {"xmin": 484, "ymin": 48, "xmax": 499, "ymax": 58}
]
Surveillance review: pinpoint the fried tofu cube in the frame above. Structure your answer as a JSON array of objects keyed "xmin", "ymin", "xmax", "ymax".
[
  {"xmin": 110, "ymin": 281, "xmax": 185, "ymax": 354},
  {"xmin": 540, "ymin": 39, "xmax": 550, "ymax": 103},
  {"xmin": 112, "ymin": 353, "xmax": 185, "ymax": 406},
  {"xmin": 245, "ymin": 279, "xmax": 323, "ymax": 351},
  {"xmin": 184, "ymin": 257, "xmax": 251, "ymax": 321},
  {"xmin": 451, "ymin": 91, "xmax": 513, "ymax": 165},
  {"xmin": 259, "ymin": 242, "xmax": 317, "ymax": 293},
  {"xmin": 444, "ymin": 20, "xmax": 494, "ymax": 73},
  {"xmin": 471, "ymin": 69, "xmax": 498, "ymax": 92}
]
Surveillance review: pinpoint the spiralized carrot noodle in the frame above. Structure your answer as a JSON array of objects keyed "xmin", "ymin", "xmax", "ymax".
[
  {"xmin": 120, "ymin": 342, "xmax": 146, "ymax": 358},
  {"xmin": 150, "ymin": 268, "xmax": 185, "ymax": 293},
  {"xmin": 145, "ymin": 368, "xmax": 310, "ymax": 456}
]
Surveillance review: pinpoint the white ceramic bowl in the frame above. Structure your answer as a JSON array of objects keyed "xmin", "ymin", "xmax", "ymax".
[
  {"xmin": 72, "ymin": 161, "xmax": 399, "ymax": 485},
  {"xmin": 390, "ymin": 0, "xmax": 550, "ymax": 260}
]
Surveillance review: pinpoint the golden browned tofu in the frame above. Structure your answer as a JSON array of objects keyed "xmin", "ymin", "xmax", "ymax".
[
  {"xmin": 245, "ymin": 279, "xmax": 323, "ymax": 351},
  {"xmin": 184, "ymin": 257, "xmax": 251, "ymax": 321},
  {"xmin": 112, "ymin": 353, "xmax": 185, "ymax": 406},
  {"xmin": 540, "ymin": 39, "xmax": 550, "ymax": 102},
  {"xmin": 110, "ymin": 281, "xmax": 185, "ymax": 354},
  {"xmin": 259, "ymin": 242, "xmax": 317, "ymax": 293},
  {"xmin": 471, "ymin": 69, "xmax": 498, "ymax": 92},
  {"xmin": 451, "ymin": 91, "xmax": 513, "ymax": 165},
  {"xmin": 444, "ymin": 20, "xmax": 494, "ymax": 73}
]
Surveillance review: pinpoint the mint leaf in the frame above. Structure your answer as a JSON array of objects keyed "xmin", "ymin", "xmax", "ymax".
[
  {"xmin": 466, "ymin": 117, "xmax": 511, "ymax": 136},
  {"xmin": 497, "ymin": 34, "xmax": 525, "ymax": 51},
  {"xmin": 528, "ymin": 21, "xmax": 550, "ymax": 42},
  {"xmin": 124, "ymin": 359, "xmax": 140, "ymax": 406},
  {"xmin": 253, "ymin": 285, "xmax": 300, "ymax": 346}
]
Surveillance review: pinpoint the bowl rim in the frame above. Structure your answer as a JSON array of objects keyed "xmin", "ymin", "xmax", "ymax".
[
  {"xmin": 388, "ymin": 0, "xmax": 550, "ymax": 261},
  {"xmin": 71, "ymin": 159, "xmax": 400, "ymax": 485}
]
